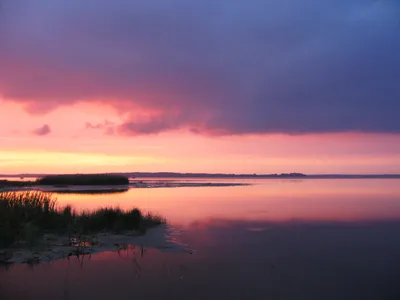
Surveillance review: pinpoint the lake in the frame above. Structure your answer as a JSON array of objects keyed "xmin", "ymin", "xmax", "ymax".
[{"xmin": 1, "ymin": 178, "xmax": 400, "ymax": 299}]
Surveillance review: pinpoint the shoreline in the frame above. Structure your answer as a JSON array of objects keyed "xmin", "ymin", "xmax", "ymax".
[
  {"xmin": 0, "ymin": 225, "xmax": 192, "ymax": 265},
  {"xmin": 0, "ymin": 181, "xmax": 249, "ymax": 193}
]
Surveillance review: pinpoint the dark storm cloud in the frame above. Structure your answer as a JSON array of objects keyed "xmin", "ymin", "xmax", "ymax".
[{"xmin": 0, "ymin": 0, "xmax": 399, "ymax": 135}]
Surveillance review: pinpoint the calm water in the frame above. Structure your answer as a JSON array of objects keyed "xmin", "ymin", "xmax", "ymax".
[{"xmin": 1, "ymin": 179, "xmax": 400, "ymax": 300}]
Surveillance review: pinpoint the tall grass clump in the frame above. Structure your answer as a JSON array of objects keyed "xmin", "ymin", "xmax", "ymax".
[
  {"xmin": 0, "ymin": 191, "xmax": 164, "ymax": 248},
  {"xmin": 0, "ymin": 191, "xmax": 59, "ymax": 247},
  {"xmin": 36, "ymin": 174, "xmax": 129, "ymax": 186}
]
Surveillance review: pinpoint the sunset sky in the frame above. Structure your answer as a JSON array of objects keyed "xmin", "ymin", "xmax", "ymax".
[{"xmin": 0, "ymin": 0, "xmax": 399, "ymax": 174}]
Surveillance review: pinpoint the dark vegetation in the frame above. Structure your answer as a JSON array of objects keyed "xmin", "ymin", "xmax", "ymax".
[
  {"xmin": 0, "ymin": 191, "xmax": 164, "ymax": 248},
  {"xmin": 36, "ymin": 174, "xmax": 130, "ymax": 186},
  {"xmin": 0, "ymin": 180, "xmax": 35, "ymax": 188},
  {"xmin": 0, "ymin": 174, "xmax": 130, "ymax": 190}
]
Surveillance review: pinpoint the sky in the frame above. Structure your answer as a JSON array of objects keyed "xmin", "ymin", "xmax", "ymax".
[{"xmin": 0, "ymin": 0, "xmax": 399, "ymax": 174}]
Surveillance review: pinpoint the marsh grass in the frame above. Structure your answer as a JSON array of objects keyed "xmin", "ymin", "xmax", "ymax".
[
  {"xmin": 36, "ymin": 174, "xmax": 130, "ymax": 186},
  {"xmin": 0, "ymin": 191, "xmax": 165, "ymax": 248}
]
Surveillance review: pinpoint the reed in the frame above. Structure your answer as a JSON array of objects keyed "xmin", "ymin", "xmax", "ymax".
[{"xmin": 0, "ymin": 191, "xmax": 164, "ymax": 248}]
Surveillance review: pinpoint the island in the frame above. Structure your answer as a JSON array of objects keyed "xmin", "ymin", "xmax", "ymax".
[
  {"xmin": 0, "ymin": 174, "xmax": 130, "ymax": 193},
  {"xmin": 36, "ymin": 174, "xmax": 129, "ymax": 186}
]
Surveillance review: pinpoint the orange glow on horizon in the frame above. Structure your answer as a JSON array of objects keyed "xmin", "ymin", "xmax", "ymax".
[{"xmin": 1, "ymin": 99, "xmax": 400, "ymax": 175}]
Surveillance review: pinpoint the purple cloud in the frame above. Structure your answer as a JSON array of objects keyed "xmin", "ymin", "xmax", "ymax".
[
  {"xmin": 0, "ymin": 0, "xmax": 399, "ymax": 135},
  {"xmin": 32, "ymin": 124, "xmax": 51, "ymax": 136},
  {"xmin": 85, "ymin": 120, "xmax": 116, "ymax": 135},
  {"xmin": 85, "ymin": 120, "xmax": 115, "ymax": 130}
]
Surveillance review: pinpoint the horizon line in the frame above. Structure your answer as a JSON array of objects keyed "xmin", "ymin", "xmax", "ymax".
[{"xmin": 1, "ymin": 172, "xmax": 400, "ymax": 177}]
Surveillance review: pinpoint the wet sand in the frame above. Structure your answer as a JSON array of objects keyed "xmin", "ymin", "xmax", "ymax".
[{"xmin": 1, "ymin": 225, "xmax": 192, "ymax": 265}]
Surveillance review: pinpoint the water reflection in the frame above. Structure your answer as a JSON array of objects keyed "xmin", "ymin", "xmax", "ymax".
[
  {"xmin": 2, "ymin": 218, "xmax": 400, "ymax": 299},
  {"xmin": 1, "ymin": 179, "xmax": 400, "ymax": 299},
  {"xmin": 53, "ymin": 189, "xmax": 129, "ymax": 195},
  {"xmin": 55, "ymin": 179, "xmax": 400, "ymax": 224}
]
